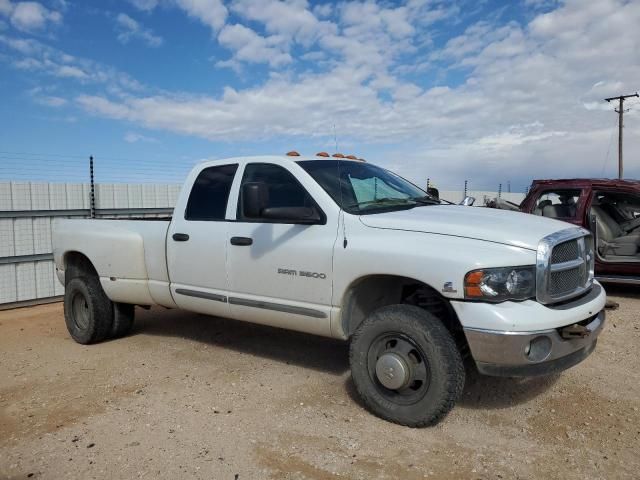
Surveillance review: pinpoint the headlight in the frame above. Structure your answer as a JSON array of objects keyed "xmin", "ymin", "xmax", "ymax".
[{"xmin": 464, "ymin": 266, "xmax": 536, "ymax": 302}]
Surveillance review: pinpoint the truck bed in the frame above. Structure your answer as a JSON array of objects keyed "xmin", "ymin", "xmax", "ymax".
[{"xmin": 52, "ymin": 218, "xmax": 174, "ymax": 307}]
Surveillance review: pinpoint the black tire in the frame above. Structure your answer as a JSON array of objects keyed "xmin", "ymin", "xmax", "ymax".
[
  {"xmin": 349, "ymin": 304, "xmax": 465, "ymax": 427},
  {"xmin": 111, "ymin": 303, "xmax": 135, "ymax": 339},
  {"xmin": 64, "ymin": 276, "xmax": 113, "ymax": 345}
]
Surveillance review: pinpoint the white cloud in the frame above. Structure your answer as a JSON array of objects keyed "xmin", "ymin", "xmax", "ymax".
[
  {"xmin": 128, "ymin": 0, "xmax": 158, "ymax": 11},
  {"xmin": 0, "ymin": 34, "xmax": 144, "ymax": 89},
  {"xmin": 0, "ymin": 0, "xmax": 12, "ymax": 16},
  {"xmin": 230, "ymin": 0, "xmax": 335, "ymax": 45},
  {"xmin": 312, "ymin": 3, "xmax": 332, "ymax": 18},
  {"xmin": 56, "ymin": 64, "xmax": 87, "ymax": 78},
  {"xmin": 4, "ymin": 1, "xmax": 62, "ymax": 33},
  {"xmin": 115, "ymin": 13, "xmax": 163, "ymax": 47},
  {"xmin": 124, "ymin": 131, "xmax": 158, "ymax": 143},
  {"xmin": 35, "ymin": 94, "xmax": 66, "ymax": 107},
  {"xmin": 217, "ymin": 23, "xmax": 291, "ymax": 68},
  {"xmin": 175, "ymin": 0, "xmax": 227, "ymax": 33}
]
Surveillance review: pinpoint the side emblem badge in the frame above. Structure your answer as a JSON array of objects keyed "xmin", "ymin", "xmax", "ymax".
[{"xmin": 442, "ymin": 282, "xmax": 457, "ymax": 293}]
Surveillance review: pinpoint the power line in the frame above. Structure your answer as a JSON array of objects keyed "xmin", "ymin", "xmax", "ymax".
[{"xmin": 600, "ymin": 114, "xmax": 620, "ymax": 177}]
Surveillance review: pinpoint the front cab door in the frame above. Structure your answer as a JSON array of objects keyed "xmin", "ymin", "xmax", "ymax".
[{"xmin": 226, "ymin": 162, "xmax": 337, "ymax": 336}]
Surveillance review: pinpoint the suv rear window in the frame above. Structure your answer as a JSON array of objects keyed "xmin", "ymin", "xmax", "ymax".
[{"xmin": 533, "ymin": 189, "xmax": 581, "ymax": 218}]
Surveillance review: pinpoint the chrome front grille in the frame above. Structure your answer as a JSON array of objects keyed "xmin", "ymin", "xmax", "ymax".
[
  {"xmin": 550, "ymin": 263, "xmax": 582, "ymax": 295},
  {"xmin": 536, "ymin": 228, "xmax": 594, "ymax": 305},
  {"xmin": 551, "ymin": 240, "xmax": 579, "ymax": 264}
]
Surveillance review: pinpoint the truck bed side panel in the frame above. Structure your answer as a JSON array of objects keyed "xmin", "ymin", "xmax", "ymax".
[{"xmin": 53, "ymin": 219, "xmax": 175, "ymax": 307}]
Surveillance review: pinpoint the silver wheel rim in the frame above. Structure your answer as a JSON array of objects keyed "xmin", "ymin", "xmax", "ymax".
[
  {"xmin": 367, "ymin": 333, "xmax": 431, "ymax": 405},
  {"xmin": 71, "ymin": 292, "xmax": 90, "ymax": 330},
  {"xmin": 375, "ymin": 353, "xmax": 410, "ymax": 390}
]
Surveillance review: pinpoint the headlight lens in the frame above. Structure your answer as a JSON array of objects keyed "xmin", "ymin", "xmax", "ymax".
[{"xmin": 464, "ymin": 266, "xmax": 536, "ymax": 302}]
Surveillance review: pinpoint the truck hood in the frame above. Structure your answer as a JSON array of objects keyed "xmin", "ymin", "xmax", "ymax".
[{"xmin": 358, "ymin": 205, "xmax": 571, "ymax": 250}]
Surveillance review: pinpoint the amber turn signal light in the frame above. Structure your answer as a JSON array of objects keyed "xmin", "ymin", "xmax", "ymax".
[{"xmin": 464, "ymin": 270, "xmax": 485, "ymax": 298}]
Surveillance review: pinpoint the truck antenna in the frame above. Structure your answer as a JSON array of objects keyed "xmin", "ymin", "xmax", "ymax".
[{"xmin": 332, "ymin": 123, "xmax": 347, "ymax": 248}]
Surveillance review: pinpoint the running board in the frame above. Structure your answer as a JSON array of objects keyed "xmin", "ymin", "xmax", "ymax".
[{"xmin": 596, "ymin": 275, "xmax": 640, "ymax": 285}]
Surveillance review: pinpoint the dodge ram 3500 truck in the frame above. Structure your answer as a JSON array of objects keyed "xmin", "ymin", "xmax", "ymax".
[{"xmin": 52, "ymin": 154, "xmax": 606, "ymax": 427}]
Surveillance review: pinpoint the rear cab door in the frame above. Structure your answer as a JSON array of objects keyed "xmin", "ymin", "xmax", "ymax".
[
  {"xmin": 167, "ymin": 162, "xmax": 239, "ymax": 317},
  {"xmin": 526, "ymin": 186, "xmax": 587, "ymax": 226}
]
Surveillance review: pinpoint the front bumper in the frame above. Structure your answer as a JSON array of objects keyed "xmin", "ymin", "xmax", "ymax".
[{"xmin": 453, "ymin": 284, "xmax": 606, "ymax": 377}]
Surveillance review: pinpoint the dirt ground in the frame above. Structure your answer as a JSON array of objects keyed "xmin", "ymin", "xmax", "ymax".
[{"xmin": 1, "ymin": 287, "xmax": 639, "ymax": 480}]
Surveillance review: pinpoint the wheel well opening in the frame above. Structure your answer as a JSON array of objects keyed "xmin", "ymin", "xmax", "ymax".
[
  {"xmin": 341, "ymin": 275, "xmax": 467, "ymax": 350},
  {"xmin": 64, "ymin": 251, "xmax": 98, "ymax": 285}
]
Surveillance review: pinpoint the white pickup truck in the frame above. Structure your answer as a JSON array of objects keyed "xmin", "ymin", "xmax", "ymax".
[{"xmin": 53, "ymin": 154, "xmax": 606, "ymax": 427}]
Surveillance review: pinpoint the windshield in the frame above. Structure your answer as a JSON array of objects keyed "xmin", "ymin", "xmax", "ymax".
[{"xmin": 298, "ymin": 160, "xmax": 439, "ymax": 214}]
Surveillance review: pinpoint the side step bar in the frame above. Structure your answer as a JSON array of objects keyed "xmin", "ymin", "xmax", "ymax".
[{"xmin": 596, "ymin": 275, "xmax": 640, "ymax": 286}]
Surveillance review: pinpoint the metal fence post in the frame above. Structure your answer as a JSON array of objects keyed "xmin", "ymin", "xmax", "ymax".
[
  {"xmin": 89, "ymin": 155, "xmax": 95, "ymax": 219},
  {"xmin": 464, "ymin": 180, "xmax": 468, "ymax": 199}
]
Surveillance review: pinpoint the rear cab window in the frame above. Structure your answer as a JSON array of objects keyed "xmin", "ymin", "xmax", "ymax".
[
  {"xmin": 532, "ymin": 189, "xmax": 581, "ymax": 219},
  {"xmin": 185, "ymin": 164, "xmax": 238, "ymax": 220}
]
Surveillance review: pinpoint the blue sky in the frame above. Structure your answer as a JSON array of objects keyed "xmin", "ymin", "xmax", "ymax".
[{"xmin": 0, "ymin": 0, "xmax": 639, "ymax": 190}]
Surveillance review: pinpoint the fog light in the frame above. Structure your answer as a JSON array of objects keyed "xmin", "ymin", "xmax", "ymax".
[{"xmin": 525, "ymin": 336, "xmax": 552, "ymax": 362}]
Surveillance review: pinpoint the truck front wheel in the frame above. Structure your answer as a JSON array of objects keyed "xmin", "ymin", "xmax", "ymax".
[
  {"xmin": 64, "ymin": 276, "xmax": 113, "ymax": 344},
  {"xmin": 349, "ymin": 305, "xmax": 465, "ymax": 427}
]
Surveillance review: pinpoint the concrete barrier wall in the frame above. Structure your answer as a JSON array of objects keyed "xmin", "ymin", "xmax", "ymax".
[{"xmin": 0, "ymin": 181, "xmax": 180, "ymax": 307}]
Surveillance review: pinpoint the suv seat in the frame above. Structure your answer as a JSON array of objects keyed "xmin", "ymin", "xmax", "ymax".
[{"xmin": 591, "ymin": 205, "xmax": 640, "ymax": 256}]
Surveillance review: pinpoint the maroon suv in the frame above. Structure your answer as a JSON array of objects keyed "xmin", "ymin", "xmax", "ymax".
[{"xmin": 519, "ymin": 179, "xmax": 640, "ymax": 284}]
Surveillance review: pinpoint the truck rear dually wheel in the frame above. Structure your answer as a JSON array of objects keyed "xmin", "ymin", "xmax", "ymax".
[
  {"xmin": 349, "ymin": 305, "xmax": 465, "ymax": 427},
  {"xmin": 64, "ymin": 276, "xmax": 113, "ymax": 345},
  {"xmin": 111, "ymin": 303, "xmax": 135, "ymax": 339}
]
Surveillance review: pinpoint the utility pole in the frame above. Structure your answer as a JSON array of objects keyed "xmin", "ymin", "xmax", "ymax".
[
  {"xmin": 605, "ymin": 92, "xmax": 638, "ymax": 179},
  {"xmin": 89, "ymin": 155, "xmax": 96, "ymax": 219}
]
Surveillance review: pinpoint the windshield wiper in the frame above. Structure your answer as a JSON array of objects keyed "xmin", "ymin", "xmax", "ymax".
[
  {"xmin": 345, "ymin": 197, "xmax": 417, "ymax": 209},
  {"xmin": 411, "ymin": 195, "xmax": 440, "ymax": 205}
]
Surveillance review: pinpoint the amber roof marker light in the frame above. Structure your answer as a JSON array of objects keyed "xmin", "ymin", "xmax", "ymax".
[
  {"xmin": 286, "ymin": 151, "xmax": 301, "ymax": 156},
  {"xmin": 332, "ymin": 153, "xmax": 345, "ymax": 158},
  {"xmin": 316, "ymin": 152, "xmax": 330, "ymax": 157},
  {"xmin": 345, "ymin": 155, "xmax": 357, "ymax": 160}
]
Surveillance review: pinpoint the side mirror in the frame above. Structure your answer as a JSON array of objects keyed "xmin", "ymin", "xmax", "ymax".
[
  {"xmin": 242, "ymin": 182, "xmax": 268, "ymax": 218},
  {"xmin": 427, "ymin": 187, "xmax": 439, "ymax": 200},
  {"xmin": 460, "ymin": 196, "xmax": 476, "ymax": 206},
  {"xmin": 262, "ymin": 206, "xmax": 321, "ymax": 224}
]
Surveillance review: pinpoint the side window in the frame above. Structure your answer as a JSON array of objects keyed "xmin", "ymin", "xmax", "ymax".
[
  {"xmin": 185, "ymin": 164, "xmax": 238, "ymax": 221},
  {"xmin": 238, "ymin": 163, "xmax": 316, "ymax": 221},
  {"xmin": 532, "ymin": 189, "xmax": 581, "ymax": 218}
]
